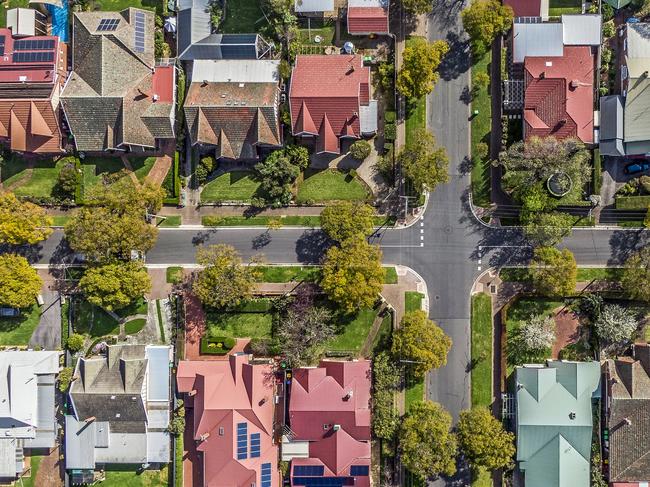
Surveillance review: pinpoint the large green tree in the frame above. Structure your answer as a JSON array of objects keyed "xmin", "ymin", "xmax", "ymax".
[
  {"xmin": 523, "ymin": 211, "xmax": 574, "ymax": 247},
  {"xmin": 79, "ymin": 261, "xmax": 151, "ymax": 311},
  {"xmin": 193, "ymin": 244, "xmax": 260, "ymax": 309},
  {"xmin": 86, "ymin": 177, "xmax": 164, "ymax": 216},
  {"xmin": 0, "ymin": 254, "xmax": 42, "ymax": 308},
  {"xmin": 530, "ymin": 246, "xmax": 577, "ymax": 297},
  {"xmin": 462, "ymin": 0, "xmax": 514, "ymax": 58},
  {"xmin": 255, "ymin": 150, "xmax": 300, "ymax": 207},
  {"xmin": 457, "ymin": 408, "xmax": 515, "ymax": 471},
  {"xmin": 320, "ymin": 238, "xmax": 384, "ymax": 313},
  {"xmin": 397, "ymin": 38, "xmax": 449, "ymax": 99},
  {"xmin": 402, "ymin": 0, "xmax": 434, "ymax": 14},
  {"xmin": 392, "ymin": 310, "xmax": 452, "ymax": 379},
  {"xmin": 399, "ymin": 401, "xmax": 458, "ymax": 479},
  {"xmin": 0, "ymin": 192, "xmax": 52, "ymax": 245},
  {"xmin": 621, "ymin": 247, "xmax": 650, "ymax": 302},
  {"xmin": 372, "ymin": 351, "xmax": 401, "ymax": 440},
  {"xmin": 398, "ymin": 128, "xmax": 449, "ymax": 193},
  {"xmin": 321, "ymin": 201, "xmax": 375, "ymax": 243}
]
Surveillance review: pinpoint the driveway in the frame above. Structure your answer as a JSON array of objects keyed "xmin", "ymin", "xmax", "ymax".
[{"xmin": 29, "ymin": 290, "xmax": 61, "ymax": 351}]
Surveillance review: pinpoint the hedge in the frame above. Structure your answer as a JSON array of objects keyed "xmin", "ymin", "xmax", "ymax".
[
  {"xmin": 200, "ymin": 336, "xmax": 236, "ymax": 355},
  {"xmin": 384, "ymin": 123, "xmax": 396, "ymax": 141},
  {"xmin": 162, "ymin": 151, "xmax": 181, "ymax": 205},
  {"xmin": 616, "ymin": 195, "xmax": 650, "ymax": 210}
]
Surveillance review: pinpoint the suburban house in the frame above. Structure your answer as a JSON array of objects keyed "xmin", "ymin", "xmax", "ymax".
[
  {"xmin": 0, "ymin": 351, "xmax": 60, "ymax": 481},
  {"xmin": 347, "ymin": 0, "xmax": 389, "ymax": 35},
  {"xmin": 504, "ymin": 14, "xmax": 601, "ymax": 145},
  {"xmin": 176, "ymin": 353, "xmax": 279, "ymax": 487},
  {"xmin": 284, "ymin": 360, "xmax": 371, "ymax": 487},
  {"xmin": 504, "ymin": 0, "xmax": 548, "ymax": 20},
  {"xmin": 0, "ymin": 15, "xmax": 67, "ymax": 153},
  {"xmin": 605, "ymin": 343, "xmax": 650, "ymax": 485},
  {"xmin": 65, "ymin": 345, "xmax": 172, "ymax": 479},
  {"xmin": 289, "ymin": 54, "xmax": 377, "ymax": 154},
  {"xmin": 184, "ymin": 59, "xmax": 282, "ymax": 160},
  {"xmin": 514, "ymin": 360, "xmax": 600, "ymax": 487},
  {"xmin": 60, "ymin": 9, "xmax": 176, "ymax": 153},
  {"xmin": 600, "ymin": 22, "xmax": 650, "ymax": 156}
]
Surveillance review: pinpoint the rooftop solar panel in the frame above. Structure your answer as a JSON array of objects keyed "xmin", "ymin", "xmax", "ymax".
[
  {"xmin": 97, "ymin": 18, "xmax": 120, "ymax": 32},
  {"xmin": 134, "ymin": 11, "xmax": 145, "ymax": 53},
  {"xmin": 294, "ymin": 466, "xmax": 325, "ymax": 476},
  {"xmin": 261, "ymin": 463, "xmax": 272, "ymax": 487},
  {"xmin": 14, "ymin": 39, "xmax": 56, "ymax": 51},
  {"xmin": 250, "ymin": 433, "xmax": 260, "ymax": 458},
  {"xmin": 220, "ymin": 34, "xmax": 257, "ymax": 44},
  {"xmin": 350, "ymin": 465, "xmax": 369, "ymax": 476},
  {"xmin": 236, "ymin": 422, "xmax": 247, "ymax": 460},
  {"xmin": 12, "ymin": 51, "xmax": 55, "ymax": 63}
]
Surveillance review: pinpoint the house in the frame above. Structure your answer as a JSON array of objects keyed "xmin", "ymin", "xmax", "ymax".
[
  {"xmin": 515, "ymin": 360, "xmax": 600, "ymax": 487},
  {"xmin": 347, "ymin": 0, "xmax": 389, "ymax": 35},
  {"xmin": 184, "ymin": 59, "xmax": 282, "ymax": 160},
  {"xmin": 504, "ymin": 0, "xmax": 548, "ymax": 20},
  {"xmin": 65, "ymin": 345, "xmax": 172, "ymax": 476},
  {"xmin": 0, "ymin": 15, "xmax": 67, "ymax": 153},
  {"xmin": 285, "ymin": 360, "xmax": 371, "ymax": 487},
  {"xmin": 600, "ymin": 22, "xmax": 650, "ymax": 156},
  {"xmin": 0, "ymin": 351, "xmax": 60, "ymax": 480},
  {"xmin": 605, "ymin": 343, "xmax": 650, "ymax": 484},
  {"xmin": 289, "ymin": 55, "xmax": 377, "ymax": 154},
  {"xmin": 176, "ymin": 353, "xmax": 279, "ymax": 487},
  {"xmin": 60, "ymin": 9, "xmax": 176, "ymax": 152}
]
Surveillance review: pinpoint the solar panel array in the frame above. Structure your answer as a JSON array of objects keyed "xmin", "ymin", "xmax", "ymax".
[
  {"xmin": 13, "ymin": 51, "xmax": 55, "ymax": 63},
  {"xmin": 250, "ymin": 433, "xmax": 261, "ymax": 458},
  {"xmin": 349, "ymin": 465, "xmax": 369, "ymax": 476},
  {"xmin": 97, "ymin": 18, "xmax": 120, "ymax": 32},
  {"xmin": 14, "ymin": 39, "xmax": 56, "ymax": 51},
  {"xmin": 292, "ymin": 478, "xmax": 352, "ymax": 487},
  {"xmin": 236, "ymin": 422, "xmax": 247, "ymax": 460},
  {"xmin": 134, "ymin": 11, "xmax": 145, "ymax": 53},
  {"xmin": 0, "ymin": 36, "xmax": 5, "ymax": 57},
  {"xmin": 261, "ymin": 463, "xmax": 272, "ymax": 487},
  {"xmin": 293, "ymin": 466, "xmax": 325, "ymax": 476}
]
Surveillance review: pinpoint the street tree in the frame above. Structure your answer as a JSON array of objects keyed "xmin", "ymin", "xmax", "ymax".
[
  {"xmin": 193, "ymin": 244, "xmax": 260, "ymax": 309},
  {"xmin": 0, "ymin": 192, "xmax": 52, "ymax": 245},
  {"xmin": 399, "ymin": 401, "xmax": 458, "ymax": 479},
  {"xmin": 402, "ymin": 0, "xmax": 434, "ymax": 14},
  {"xmin": 530, "ymin": 246, "xmax": 577, "ymax": 297},
  {"xmin": 79, "ymin": 261, "xmax": 151, "ymax": 311},
  {"xmin": 398, "ymin": 128, "xmax": 449, "ymax": 193},
  {"xmin": 372, "ymin": 351, "xmax": 401, "ymax": 441},
  {"xmin": 392, "ymin": 310, "xmax": 452, "ymax": 379},
  {"xmin": 523, "ymin": 211, "xmax": 574, "ymax": 247},
  {"xmin": 622, "ymin": 247, "xmax": 650, "ymax": 302},
  {"xmin": 462, "ymin": 0, "xmax": 514, "ymax": 58},
  {"xmin": 65, "ymin": 207, "xmax": 158, "ymax": 263},
  {"xmin": 518, "ymin": 315, "xmax": 555, "ymax": 353},
  {"xmin": 397, "ymin": 38, "xmax": 449, "ymax": 99},
  {"xmin": 594, "ymin": 304, "xmax": 638, "ymax": 345},
  {"xmin": 320, "ymin": 238, "xmax": 384, "ymax": 313},
  {"xmin": 0, "ymin": 254, "xmax": 42, "ymax": 308},
  {"xmin": 321, "ymin": 201, "xmax": 375, "ymax": 242},
  {"xmin": 457, "ymin": 407, "xmax": 515, "ymax": 471}
]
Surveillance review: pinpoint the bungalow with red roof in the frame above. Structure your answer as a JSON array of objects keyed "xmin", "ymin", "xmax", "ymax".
[
  {"xmin": 0, "ymin": 13, "xmax": 67, "ymax": 153},
  {"xmin": 289, "ymin": 55, "xmax": 378, "ymax": 154},
  {"xmin": 284, "ymin": 360, "xmax": 371, "ymax": 487},
  {"xmin": 347, "ymin": 0, "xmax": 389, "ymax": 35},
  {"xmin": 176, "ymin": 354, "xmax": 279, "ymax": 487}
]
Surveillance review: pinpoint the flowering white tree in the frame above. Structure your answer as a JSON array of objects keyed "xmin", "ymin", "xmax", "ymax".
[
  {"xmin": 594, "ymin": 304, "xmax": 638, "ymax": 345},
  {"xmin": 520, "ymin": 315, "xmax": 556, "ymax": 352}
]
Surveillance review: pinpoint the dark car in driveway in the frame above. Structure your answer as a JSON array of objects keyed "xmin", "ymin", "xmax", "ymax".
[{"xmin": 624, "ymin": 160, "xmax": 650, "ymax": 175}]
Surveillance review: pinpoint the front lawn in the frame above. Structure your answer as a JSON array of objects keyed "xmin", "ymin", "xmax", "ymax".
[
  {"xmin": 0, "ymin": 305, "xmax": 40, "ymax": 346},
  {"xmin": 471, "ymin": 293, "xmax": 492, "ymax": 408},
  {"xmin": 73, "ymin": 300, "xmax": 120, "ymax": 338},
  {"xmin": 405, "ymin": 292, "xmax": 424, "ymax": 313},
  {"xmin": 101, "ymin": 467, "xmax": 168, "ymax": 487},
  {"xmin": 115, "ymin": 298, "xmax": 149, "ymax": 319},
  {"xmin": 80, "ymin": 157, "xmax": 127, "ymax": 199},
  {"xmin": 471, "ymin": 50, "xmax": 492, "ymax": 207},
  {"xmin": 220, "ymin": 0, "xmax": 265, "ymax": 33},
  {"xmin": 327, "ymin": 308, "xmax": 379, "ymax": 353},
  {"xmin": 166, "ymin": 266, "xmax": 184, "ymax": 284},
  {"xmin": 256, "ymin": 265, "xmax": 321, "ymax": 283},
  {"xmin": 200, "ymin": 171, "xmax": 263, "ymax": 203},
  {"xmin": 206, "ymin": 304, "xmax": 273, "ymax": 339},
  {"xmin": 296, "ymin": 169, "xmax": 371, "ymax": 204},
  {"xmin": 7, "ymin": 159, "xmax": 65, "ymax": 198},
  {"xmin": 124, "ymin": 318, "xmax": 147, "ymax": 335},
  {"xmin": 158, "ymin": 215, "xmax": 181, "ymax": 227},
  {"xmin": 131, "ymin": 157, "xmax": 157, "ymax": 183},
  {"xmin": 405, "ymin": 378, "xmax": 424, "ymax": 411}
]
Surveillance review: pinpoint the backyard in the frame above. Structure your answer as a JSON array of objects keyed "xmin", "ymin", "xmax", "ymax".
[
  {"xmin": 100, "ymin": 467, "xmax": 168, "ymax": 487},
  {"xmin": 0, "ymin": 305, "xmax": 41, "ymax": 346},
  {"xmin": 220, "ymin": 0, "xmax": 265, "ymax": 33},
  {"xmin": 296, "ymin": 169, "xmax": 371, "ymax": 204},
  {"xmin": 200, "ymin": 171, "xmax": 263, "ymax": 204},
  {"xmin": 549, "ymin": 0, "xmax": 582, "ymax": 16}
]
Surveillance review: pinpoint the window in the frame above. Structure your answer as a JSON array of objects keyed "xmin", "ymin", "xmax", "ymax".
[
  {"xmin": 350, "ymin": 465, "xmax": 369, "ymax": 476},
  {"xmin": 250, "ymin": 433, "xmax": 261, "ymax": 458},
  {"xmin": 622, "ymin": 65, "xmax": 628, "ymax": 80},
  {"xmin": 236, "ymin": 422, "xmax": 248, "ymax": 460},
  {"xmin": 218, "ymin": 427, "xmax": 224, "ymax": 436},
  {"xmin": 293, "ymin": 465, "xmax": 324, "ymax": 476},
  {"xmin": 260, "ymin": 463, "xmax": 272, "ymax": 487}
]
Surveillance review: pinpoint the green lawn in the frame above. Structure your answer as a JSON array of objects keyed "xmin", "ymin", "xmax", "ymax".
[
  {"xmin": 256, "ymin": 265, "xmax": 321, "ymax": 283},
  {"xmin": 115, "ymin": 298, "xmax": 149, "ymax": 319},
  {"xmin": 80, "ymin": 156, "xmax": 127, "ymax": 199},
  {"xmin": 166, "ymin": 266, "xmax": 184, "ymax": 284},
  {"xmin": 471, "ymin": 293, "xmax": 492, "ymax": 408},
  {"xmin": 500, "ymin": 267, "xmax": 624, "ymax": 283},
  {"xmin": 200, "ymin": 171, "xmax": 263, "ymax": 203},
  {"xmin": 405, "ymin": 291, "xmax": 424, "ymax": 313},
  {"xmin": 51, "ymin": 216, "xmax": 71, "ymax": 226},
  {"xmin": 220, "ymin": 0, "xmax": 265, "ymax": 33},
  {"xmin": 87, "ymin": 0, "xmax": 159, "ymax": 12},
  {"xmin": 405, "ymin": 95, "xmax": 426, "ymax": 145},
  {"xmin": 372, "ymin": 314, "xmax": 392, "ymax": 353},
  {"xmin": 296, "ymin": 169, "xmax": 371, "ymax": 204},
  {"xmin": 206, "ymin": 310, "xmax": 273, "ymax": 339},
  {"xmin": 327, "ymin": 308, "xmax": 379, "ymax": 352},
  {"xmin": 7, "ymin": 159, "xmax": 64, "ymax": 198},
  {"xmin": 19, "ymin": 454, "xmax": 43, "ymax": 487},
  {"xmin": 131, "ymin": 157, "xmax": 157, "ymax": 183},
  {"xmin": 124, "ymin": 318, "xmax": 147, "ymax": 335},
  {"xmin": 175, "ymin": 435, "xmax": 183, "ymax": 487},
  {"xmin": 0, "ymin": 0, "xmax": 29, "ymax": 27},
  {"xmin": 202, "ymin": 215, "xmax": 321, "ymax": 227},
  {"xmin": 74, "ymin": 300, "xmax": 120, "ymax": 338},
  {"xmin": 101, "ymin": 467, "xmax": 168, "ymax": 487},
  {"xmin": 471, "ymin": 50, "xmax": 492, "ymax": 207},
  {"xmin": 0, "ymin": 305, "xmax": 41, "ymax": 346},
  {"xmin": 158, "ymin": 215, "xmax": 181, "ymax": 227},
  {"xmin": 549, "ymin": 0, "xmax": 581, "ymax": 16},
  {"xmin": 384, "ymin": 267, "xmax": 398, "ymax": 284},
  {"xmin": 405, "ymin": 378, "xmax": 424, "ymax": 411}
]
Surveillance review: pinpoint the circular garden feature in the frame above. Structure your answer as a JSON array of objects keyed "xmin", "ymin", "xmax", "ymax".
[{"xmin": 547, "ymin": 172, "xmax": 573, "ymax": 198}]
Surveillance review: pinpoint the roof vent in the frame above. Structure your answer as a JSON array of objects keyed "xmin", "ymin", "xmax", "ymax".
[
  {"xmin": 559, "ymin": 119, "xmax": 567, "ymax": 125},
  {"xmin": 202, "ymin": 80, "xmax": 208, "ymax": 86},
  {"xmin": 545, "ymin": 61, "xmax": 553, "ymax": 67},
  {"xmin": 333, "ymin": 424, "xmax": 340, "ymax": 431},
  {"xmin": 570, "ymin": 79, "xmax": 579, "ymax": 89},
  {"xmin": 221, "ymin": 93, "xmax": 226, "ymax": 98},
  {"xmin": 239, "ymin": 82, "xmax": 245, "ymax": 88},
  {"xmin": 200, "ymin": 432, "xmax": 210, "ymax": 441},
  {"xmin": 115, "ymin": 413, "xmax": 121, "ymax": 418},
  {"xmin": 643, "ymin": 71, "xmax": 649, "ymax": 78},
  {"xmin": 344, "ymin": 390, "xmax": 353, "ymax": 400},
  {"xmin": 110, "ymin": 395, "xmax": 116, "ymax": 400},
  {"xmin": 153, "ymin": 94, "xmax": 159, "ymax": 102},
  {"xmin": 624, "ymin": 417, "xmax": 632, "ymax": 425},
  {"xmin": 569, "ymin": 412, "xmax": 576, "ymax": 420}
]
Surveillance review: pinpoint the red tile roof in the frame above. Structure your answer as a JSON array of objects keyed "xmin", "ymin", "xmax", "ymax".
[
  {"xmin": 289, "ymin": 55, "xmax": 370, "ymax": 153},
  {"xmin": 523, "ymin": 46, "xmax": 594, "ymax": 144},
  {"xmin": 176, "ymin": 354, "xmax": 279, "ymax": 487},
  {"xmin": 504, "ymin": 0, "xmax": 542, "ymax": 17},
  {"xmin": 347, "ymin": 7, "xmax": 389, "ymax": 34}
]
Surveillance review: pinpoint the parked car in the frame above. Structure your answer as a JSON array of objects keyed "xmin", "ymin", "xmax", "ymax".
[{"xmin": 624, "ymin": 161, "xmax": 650, "ymax": 174}]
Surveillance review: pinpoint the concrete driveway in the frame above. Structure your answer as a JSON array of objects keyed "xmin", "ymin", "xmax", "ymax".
[{"xmin": 29, "ymin": 290, "xmax": 61, "ymax": 351}]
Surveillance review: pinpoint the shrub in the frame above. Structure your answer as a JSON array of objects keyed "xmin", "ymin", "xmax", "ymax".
[
  {"xmin": 58, "ymin": 367, "xmax": 73, "ymax": 392},
  {"xmin": 385, "ymin": 111, "xmax": 397, "ymax": 123},
  {"xmin": 168, "ymin": 416, "xmax": 185, "ymax": 436},
  {"xmin": 603, "ymin": 20, "xmax": 615, "ymax": 39},
  {"xmin": 196, "ymin": 156, "xmax": 216, "ymax": 185},
  {"xmin": 474, "ymin": 142, "xmax": 489, "ymax": 160},
  {"xmin": 594, "ymin": 304, "xmax": 638, "ymax": 345},
  {"xmin": 349, "ymin": 140, "xmax": 372, "ymax": 160},
  {"xmin": 66, "ymin": 333, "xmax": 85, "ymax": 353},
  {"xmin": 56, "ymin": 161, "xmax": 81, "ymax": 199},
  {"xmin": 279, "ymin": 59, "xmax": 291, "ymax": 80},
  {"xmin": 384, "ymin": 123, "xmax": 396, "ymax": 141},
  {"xmin": 640, "ymin": 175, "xmax": 650, "ymax": 194}
]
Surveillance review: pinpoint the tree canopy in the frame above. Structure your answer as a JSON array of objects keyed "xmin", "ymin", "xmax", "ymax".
[
  {"xmin": 320, "ymin": 238, "xmax": 384, "ymax": 313},
  {"xmin": 530, "ymin": 246, "xmax": 577, "ymax": 297},
  {"xmin": 523, "ymin": 211, "xmax": 574, "ymax": 247},
  {"xmin": 398, "ymin": 128, "xmax": 449, "ymax": 193},
  {"xmin": 372, "ymin": 351, "xmax": 401, "ymax": 441},
  {"xmin": 621, "ymin": 247, "xmax": 650, "ymax": 302},
  {"xmin": 517, "ymin": 314, "xmax": 556, "ymax": 353},
  {"xmin": 193, "ymin": 244, "xmax": 260, "ymax": 309},
  {"xmin": 399, "ymin": 401, "xmax": 458, "ymax": 479},
  {"xmin": 594, "ymin": 303, "xmax": 638, "ymax": 346},
  {"xmin": 0, "ymin": 254, "xmax": 42, "ymax": 308},
  {"xmin": 397, "ymin": 38, "xmax": 449, "ymax": 99},
  {"xmin": 392, "ymin": 310, "xmax": 452, "ymax": 379},
  {"xmin": 79, "ymin": 261, "xmax": 151, "ymax": 311},
  {"xmin": 0, "ymin": 192, "xmax": 53, "ymax": 245},
  {"xmin": 255, "ymin": 150, "xmax": 300, "ymax": 207},
  {"xmin": 457, "ymin": 408, "xmax": 515, "ymax": 471},
  {"xmin": 462, "ymin": 0, "xmax": 514, "ymax": 58},
  {"xmin": 86, "ymin": 177, "xmax": 164, "ymax": 216},
  {"xmin": 321, "ymin": 201, "xmax": 375, "ymax": 243},
  {"xmin": 402, "ymin": 0, "xmax": 435, "ymax": 15}
]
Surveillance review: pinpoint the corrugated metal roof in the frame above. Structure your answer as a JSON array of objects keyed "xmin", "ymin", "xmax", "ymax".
[
  {"xmin": 600, "ymin": 95, "xmax": 623, "ymax": 141},
  {"xmin": 294, "ymin": 0, "xmax": 334, "ymax": 12},
  {"xmin": 359, "ymin": 100, "xmax": 377, "ymax": 134},
  {"xmin": 562, "ymin": 15, "xmax": 601, "ymax": 46},
  {"xmin": 191, "ymin": 59, "xmax": 280, "ymax": 83},
  {"xmin": 65, "ymin": 415, "xmax": 96, "ymax": 470},
  {"xmin": 146, "ymin": 346, "xmax": 171, "ymax": 402},
  {"xmin": 513, "ymin": 22, "xmax": 563, "ymax": 63}
]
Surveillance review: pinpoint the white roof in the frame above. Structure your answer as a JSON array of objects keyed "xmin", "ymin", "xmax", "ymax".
[
  {"xmin": 146, "ymin": 345, "xmax": 171, "ymax": 402},
  {"xmin": 0, "ymin": 439, "xmax": 17, "ymax": 477},
  {"xmin": 146, "ymin": 431, "xmax": 170, "ymax": 463},
  {"xmin": 190, "ymin": 59, "xmax": 280, "ymax": 84},
  {"xmin": 562, "ymin": 14, "xmax": 601, "ymax": 46},
  {"xmin": 627, "ymin": 23, "xmax": 650, "ymax": 60},
  {"xmin": 513, "ymin": 22, "xmax": 563, "ymax": 63},
  {"xmin": 348, "ymin": 0, "xmax": 387, "ymax": 6},
  {"xmin": 294, "ymin": 0, "xmax": 334, "ymax": 12},
  {"xmin": 7, "ymin": 8, "xmax": 36, "ymax": 37},
  {"xmin": 359, "ymin": 100, "xmax": 378, "ymax": 134}
]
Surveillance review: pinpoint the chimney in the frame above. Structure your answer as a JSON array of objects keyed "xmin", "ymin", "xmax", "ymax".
[
  {"xmin": 643, "ymin": 71, "xmax": 649, "ymax": 78},
  {"xmin": 624, "ymin": 417, "xmax": 632, "ymax": 425},
  {"xmin": 200, "ymin": 432, "xmax": 210, "ymax": 442},
  {"xmin": 188, "ymin": 389, "xmax": 197, "ymax": 397},
  {"xmin": 84, "ymin": 416, "xmax": 96, "ymax": 423},
  {"xmin": 559, "ymin": 119, "xmax": 567, "ymax": 125},
  {"xmin": 570, "ymin": 79, "xmax": 579, "ymax": 89},
  {"xmin": 346, "ymin": 65, "xmax": 355, "ymax": 75},
  {"xmin": 344, "ymin": 390, "xmax": 353, "ymax": 400}
]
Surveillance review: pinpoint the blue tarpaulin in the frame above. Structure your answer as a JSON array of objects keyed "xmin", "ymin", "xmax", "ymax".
[{"xmin": 47, "ymin": 0, "xmax": 68, "ymax": 43}]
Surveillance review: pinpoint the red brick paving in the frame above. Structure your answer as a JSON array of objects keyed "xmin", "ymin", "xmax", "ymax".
[{"xmin": 552, "ymin": 308, "xmax": 581, "ymax": 359}]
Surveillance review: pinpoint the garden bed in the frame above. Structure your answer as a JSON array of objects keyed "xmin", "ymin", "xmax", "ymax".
[{"xmin": 200, "ymin": 336, "xmax": 236, "ymax": 355}]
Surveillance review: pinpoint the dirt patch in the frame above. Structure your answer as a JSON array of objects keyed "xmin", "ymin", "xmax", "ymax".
[
  {"xmin": 552, "ymin": 308, "xmax": 581, "ymax": 359},
  {"xmin": 34, "ymin": 446, "xmax": 63, "ymax": 487}
]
